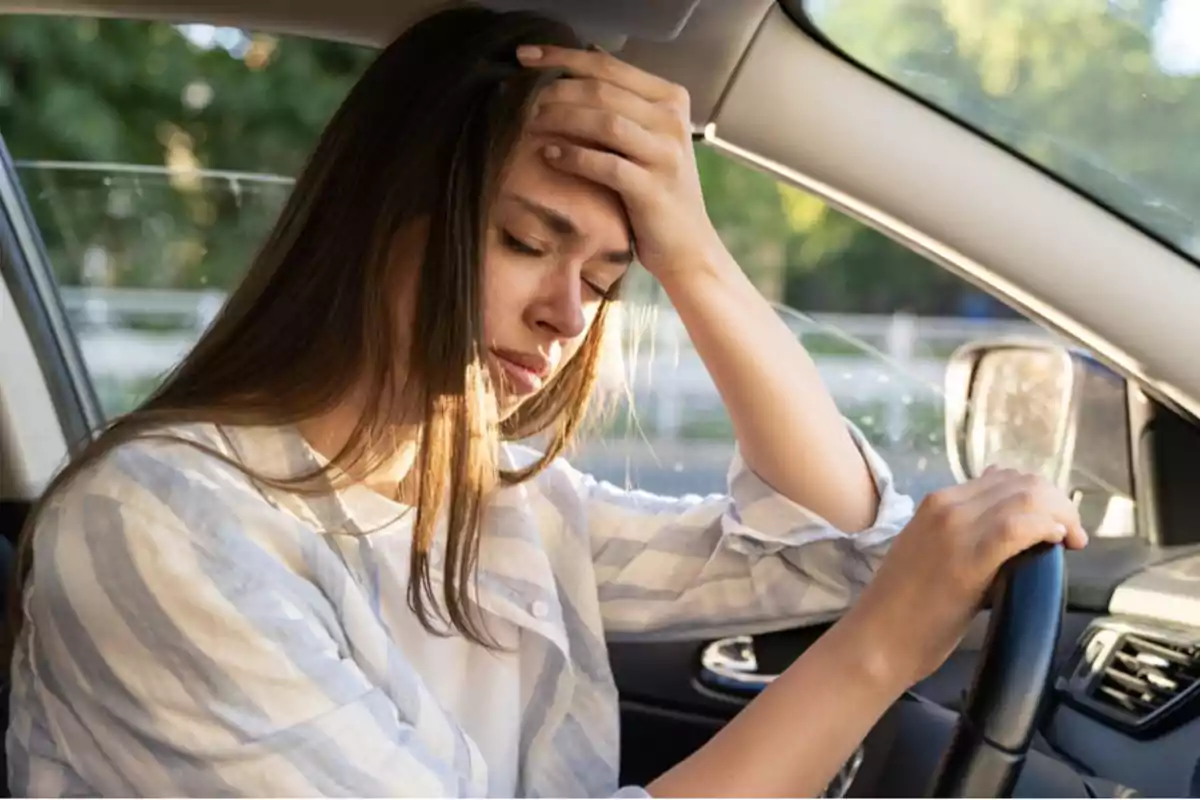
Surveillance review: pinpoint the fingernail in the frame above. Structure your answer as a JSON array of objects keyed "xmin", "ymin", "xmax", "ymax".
[
  {"xmin": 1052, "ymin": 523, "xmax": 1068, "ymax": 539},
  {"xmin": 517, "ymin": 45, "xmax": 543, "ymax": 62},
  {"xmin": 543, "ymin": 144, "xmax": 562, "ymax": 160}
]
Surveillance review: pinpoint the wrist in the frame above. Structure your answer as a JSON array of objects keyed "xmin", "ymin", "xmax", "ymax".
[
  {"xmin": 826, "ymin": 600, "xmax": 918, "ymax": 697},
  {"xmin": 652, "ymin": 241, "xmax": 745, "ymax": 294}
]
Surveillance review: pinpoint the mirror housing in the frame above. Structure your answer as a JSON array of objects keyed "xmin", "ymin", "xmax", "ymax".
[{"xmin": 945, "ymin": 339, "xmax": 1134, "ymax": 534}]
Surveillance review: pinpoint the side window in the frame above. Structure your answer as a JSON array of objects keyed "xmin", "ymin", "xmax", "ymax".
[
  {"xmin": 2, "ymin": 16, "xmax": 1134, "ymax": 535},
  {"xmin": 569, "ymin": 147, "xmax": 1136, "ymax": 537},
  {"xmin": 1, "ymin": 16, "xmax": 373, "ymax": 414}
]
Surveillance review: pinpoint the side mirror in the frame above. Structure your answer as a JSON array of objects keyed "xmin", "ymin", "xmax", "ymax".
[{"xmin": 944, "ymin": 339, "xmax": 1135, "ymax": 533}]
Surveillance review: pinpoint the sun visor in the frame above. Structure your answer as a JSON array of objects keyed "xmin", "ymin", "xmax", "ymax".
[{"xmin": 480, "ymin": 0, "xmax": 704, "ymax": 48}]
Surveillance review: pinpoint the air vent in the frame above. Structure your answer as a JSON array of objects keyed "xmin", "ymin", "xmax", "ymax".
[{"xmin": 1089, "ymin": 633, "xmax": 1200, "ymax": 721}]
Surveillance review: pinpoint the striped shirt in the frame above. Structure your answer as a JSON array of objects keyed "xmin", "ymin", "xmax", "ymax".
[{"xmin": 8, "ymin": 421, "xmax": 913, "ymax": 797}]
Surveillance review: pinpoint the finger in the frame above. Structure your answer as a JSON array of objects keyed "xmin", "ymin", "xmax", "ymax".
[
  {"xmin": 980, "ymin": 475, "xmax": 1078, "ymax": 528},
  {"xmin": 977, "ymin": 478, "xmax": 1088, "ymax": 555},
  {"xmin": 958, "ymin": 469, "xmax": 1037, "ymax": 514},
  {"xmin": 952, "ymin": 470, "xmax": 1086, "ymax": 553},
  {"xmin": 913, "ymin": 466, "xmax": 1011, "ymax": 520},
  {"xmin": 542, "ymin": 142, "xmax": 653, "ymax": 197},
  {"xmin": 1064, "ymin": 523, "xmax": 1090, "ymax": 550},
  {"xmin": 975, "ymin": 465, "xmax": 1021, "ymax": 485},
  {"xmin": 518, "ymin": 45, "xmax": 684, "ymax": 106},
  {"xmin": 979, "ymin": 512, "xmax": 1071, "ymax": 566},
  {"xmin": 941, "ymin": 464, "xmax": 1022, "ymax": 503},
  {"xmin": 535, "ymin": 78, "xmax": 683, "ymax": 139},
  {"xmin": 929, "ymin": 469, "xmax": 1033, "ymax": 547},
  {"xmin": 528, "ymin": 103, "xmax": 670, "ymax": 167}
]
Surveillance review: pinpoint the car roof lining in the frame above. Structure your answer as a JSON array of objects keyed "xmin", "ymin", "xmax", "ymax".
[
  {"xmin": 0, "ymin": 0, "xmax": 706, "ymax": 43},
  {"xmin": 0, "ymin": 0, "xmax": 774, "ymax": 126}
]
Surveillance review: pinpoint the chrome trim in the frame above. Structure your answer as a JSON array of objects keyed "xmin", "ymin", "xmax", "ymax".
[
  {"xmin": 0, "ymin": 142, "xmax": 104, "ymax": 446},
  {"xmin": 698, "ymin": 635, "xmax": 776, "ymax": 695},
  {"xmin": 824, "ymin": 744, "xmax": 865, "ymax": 799},
  {"xmin": 700, "ymin": 126, "xmax": 1200, "ymax": 427},
  {"xmin": 13, "ymin": 159, "xmax": 296, "ymax": 186}
]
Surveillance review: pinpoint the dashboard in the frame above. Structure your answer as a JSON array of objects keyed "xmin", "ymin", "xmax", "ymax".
[
  {"xmin": 837, "ymin": 546, "xmax": 1200, "ymax": 798},
  {"xmin": 1042, "ymin": 550, "xmax": 1200, "ymax": 797}
]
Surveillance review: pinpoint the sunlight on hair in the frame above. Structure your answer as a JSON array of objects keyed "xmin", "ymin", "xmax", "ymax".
[
  {"xmin": 571, "ymin": 297, "xmax": 679, "ymax": 490},
  {"xmin": 596, "ymin": 299, "xmax": 629, "ymax": 395}
]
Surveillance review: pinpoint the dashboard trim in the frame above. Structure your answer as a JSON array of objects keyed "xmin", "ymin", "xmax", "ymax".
[{"xmin": 1057, "ymin": 616, "xmax": 1200, "ymax": 740}]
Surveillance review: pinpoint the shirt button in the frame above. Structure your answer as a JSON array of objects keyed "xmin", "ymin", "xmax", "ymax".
[{"xmin": 530, "ymin": 600, "xmax": 549, "ymax": 619}]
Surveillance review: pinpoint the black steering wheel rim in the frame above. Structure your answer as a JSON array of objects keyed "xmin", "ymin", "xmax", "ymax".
[{"xmin": 926, "ymin": 543, "xmax": 1067, "ymax": 798}]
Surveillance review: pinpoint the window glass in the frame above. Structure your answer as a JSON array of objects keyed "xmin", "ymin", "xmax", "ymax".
[
  {"xmin": 1, "ymin": 16, "xmax": 374, "ymax": 412},
  {"xmin": 602, "ymin": 146, "xmax": 1063, "ymax": 506},
  {"xmin": 803, "ymin": 0, "xmax": 1200, "ymax": 260}
]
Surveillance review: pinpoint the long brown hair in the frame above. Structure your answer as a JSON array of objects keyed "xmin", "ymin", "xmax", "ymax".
[{"xmin": 7, "ymin": 4, "xmax": 618, "ymax": 653}]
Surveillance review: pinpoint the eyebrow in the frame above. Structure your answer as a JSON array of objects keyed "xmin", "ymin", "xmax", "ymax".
[{"xmin": 505, "ymin": 193, "xmax": 634, "ymax": 265}]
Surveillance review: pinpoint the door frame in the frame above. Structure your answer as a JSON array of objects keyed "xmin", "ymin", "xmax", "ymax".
[{"xmin": 0, "ymin": 137, "xmax": 102, "ymax": 489}]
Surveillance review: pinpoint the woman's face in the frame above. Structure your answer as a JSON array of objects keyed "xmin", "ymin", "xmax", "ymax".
[{"xmin": 482, "ymin": 132, "xmax": 633, "ymax": 414}]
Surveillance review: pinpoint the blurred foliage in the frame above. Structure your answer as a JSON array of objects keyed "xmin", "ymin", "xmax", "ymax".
[
  {"xmin": 1, "ymin": 0, "xmax": 1196, "ymax": 315},
  {"xmin": 819, "ymin": 0, "xmax": 1200, "ymax": 250}
]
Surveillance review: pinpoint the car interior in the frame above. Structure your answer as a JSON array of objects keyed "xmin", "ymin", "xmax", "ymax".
[{"xmin": 3, "ymin": 0, "xmax": 1200, "ymax": 797}]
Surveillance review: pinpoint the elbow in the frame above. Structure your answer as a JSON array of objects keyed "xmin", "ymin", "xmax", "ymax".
[{"xmin": 799, "ymin": 462, "xmax": 881, "ymax": 535}]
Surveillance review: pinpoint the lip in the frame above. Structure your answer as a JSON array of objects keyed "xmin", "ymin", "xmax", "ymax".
[{"xmin": 491, "ymin": 348, "xmax": 551, "ymax": 396}]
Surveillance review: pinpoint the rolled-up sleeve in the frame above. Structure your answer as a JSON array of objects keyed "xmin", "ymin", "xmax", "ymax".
[
  {"xmin": 581, "ymin": 422, "xmax": 915, "ymax": 641},
  {"xmin": 17, "ymin": 490, "xmax": 488, "ymax": 798}
]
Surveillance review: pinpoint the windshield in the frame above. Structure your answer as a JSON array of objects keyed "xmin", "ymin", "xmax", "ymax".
[{"xmin": 803, "ymin": 0, "xmax": 1200, "ymax": 260}]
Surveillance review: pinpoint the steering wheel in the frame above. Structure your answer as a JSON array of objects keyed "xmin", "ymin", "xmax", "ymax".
[
  {"xmin": 926, "ymin": 542, "xmax": 1066, "ymax": 797},
  {"xmin": 698, "ymin": 543, "xmax": 1068, "ymax": 797}
]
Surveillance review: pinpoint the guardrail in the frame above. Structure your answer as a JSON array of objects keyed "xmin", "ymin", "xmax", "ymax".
[
  {"xmin": 59, "ymin": 286, "xmax": 1056, "ymax": 442},
  {"xmin": 58, "ymin": 286, "xmax": 1045, "ymax": 343}
]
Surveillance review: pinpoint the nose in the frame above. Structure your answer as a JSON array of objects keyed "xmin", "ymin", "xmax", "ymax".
[{"xmin": 532, "ymin": 266, "xmax": 587, "ymax": 341}]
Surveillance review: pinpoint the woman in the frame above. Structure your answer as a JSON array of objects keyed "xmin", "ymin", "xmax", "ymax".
[{"xmin": 6, "ymin": 5, "xmax": 1087, "ymax": 798}]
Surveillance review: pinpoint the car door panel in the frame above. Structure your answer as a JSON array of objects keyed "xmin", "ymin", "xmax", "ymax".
[{"xmin": 613, "ymin": 609, "xmax": 1102, "ymax": 786}]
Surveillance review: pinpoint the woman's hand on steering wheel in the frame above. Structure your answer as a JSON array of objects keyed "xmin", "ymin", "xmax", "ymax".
[{"xmin": 845, "ymin": 467, "xmax": 1089, "ymax": 690}]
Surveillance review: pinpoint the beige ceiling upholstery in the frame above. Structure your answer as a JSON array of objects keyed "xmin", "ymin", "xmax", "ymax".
[{"xmin": 0, "ymin": 0, "xmax": 775, "ymax": 126}]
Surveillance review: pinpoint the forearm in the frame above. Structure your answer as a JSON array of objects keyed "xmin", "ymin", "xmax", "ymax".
[
  {"xmin": 648, "ymin": 610, "xmax": 907, "ymax": 797},
  {"xmin": 658, "ymin": 251, "xmax": 879, "ymax": 532}
]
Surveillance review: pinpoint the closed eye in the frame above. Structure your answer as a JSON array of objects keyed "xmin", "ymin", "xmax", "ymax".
[
  {"xmin": 502, "ymin": 227, "xmax": 621, "ymax": 300},
  {"xmin": 582, "ymin": 279, "xmax": 606, "ymax": 299},
  {"xmin": 502, "ymin": 230, "xmax": 544, "ymax": 257},
  {"xmin": 583, "ymin": 277, "xmax": 620, "ymax": 302}
]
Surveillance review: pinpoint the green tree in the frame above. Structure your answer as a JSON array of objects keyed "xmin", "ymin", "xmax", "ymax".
[
  {"xmin": 13, "ymin": 5, "xmax": 1182, "ymax": 319},
  {"xmin": 0, "ymin": 17, "xmax": 372, "ymax": 290},
  {"xmin": 815, "ymin": 0, "xmax": 1200, "ymax": 252}
]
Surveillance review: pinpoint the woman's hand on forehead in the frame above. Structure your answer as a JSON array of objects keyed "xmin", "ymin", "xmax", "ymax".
[{"xmin": 517, "ymin": 45, "xmax": 730, "ymax": 283}]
